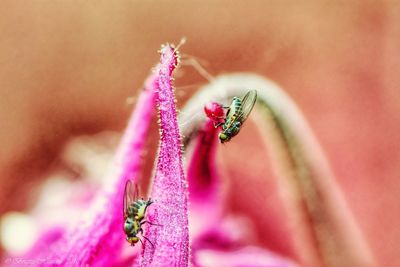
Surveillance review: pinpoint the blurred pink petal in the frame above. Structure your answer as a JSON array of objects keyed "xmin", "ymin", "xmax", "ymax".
[
  {"xmin": 182, "ymin": 73, "xmax": 376, "ymax": 267},
  {"xmin": 186, "ymin": 118, "xmax": 223, "ymax": 238},
  {"xmin": 20, "ymin": 72, "xmax": 158, "ymax": 266},
  {"xmin": 183, "ymin": 99, "xmax": 298, "ymax": 266},
  {"xmin": 195, "ymin": 246, "xmax": 297, "ymax": 267}
]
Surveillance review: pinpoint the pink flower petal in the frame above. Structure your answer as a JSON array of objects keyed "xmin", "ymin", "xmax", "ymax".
[
  {"xmin": 187, "ymin": 118, "xmax": 220, "ymax": 201},
  {"xmin": 138, "ymin": 44, "xmax": 189, "ymax": 266},
  {"xmin": 186, "ymin": 118, "xmax": 224, "ymax": 238},
  {"xmin": 20, "ymin": 73, "xmax": 158, "ymax": 267}
]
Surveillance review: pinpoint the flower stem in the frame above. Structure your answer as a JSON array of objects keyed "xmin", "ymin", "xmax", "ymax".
[{"xmin": 178, "ymin": 73, "xmax": 376, "ymax": 267}]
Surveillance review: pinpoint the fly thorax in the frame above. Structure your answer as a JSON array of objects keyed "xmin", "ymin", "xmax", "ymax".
[
  {"xmin": 234, "ymin": 121, "xmax": 241, "ymax": 127},
  {"xmin": 133, "ymin": 220, "xmax": 140, "ymax": 232}
]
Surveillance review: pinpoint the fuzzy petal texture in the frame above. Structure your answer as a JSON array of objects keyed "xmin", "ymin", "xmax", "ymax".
[{"xmin": 138, "ymin": 45, "xmax": 189, "ymax": 267}]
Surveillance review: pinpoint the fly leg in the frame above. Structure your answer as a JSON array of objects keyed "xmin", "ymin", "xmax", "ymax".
[
  {"xmin": 142, "ymin": 235, "xmax": 155, "ymax": 248},
  {"xmin": 139, "ymin": 221, "xmax": 157, "ymax": 248},
  {"xmin": 138, "ymin": 237, "xmax": 144, "ymax": 246},
  {"xmin": 137, "ymin": 236, "xmax": 154, "ymax": 248},
  {"xmin": 141, "ymin": 220, "xmax": 163, "ymax": 227},
  {"xmin": 213, "ymin": 121, "xmax": 224, "ymax": 128},
  {"xmin": 139, "ymin": 227, "xmax": 155, "ymax": 248}
]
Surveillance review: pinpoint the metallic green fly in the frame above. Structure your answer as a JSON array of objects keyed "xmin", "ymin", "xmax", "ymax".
[
  {"xmin": 217, "ymin": 90, "xmax": 257, "ymax": 143},
  {"xmin": 123, "ymin": 180, "xmax": 155, "ymax": 247}
]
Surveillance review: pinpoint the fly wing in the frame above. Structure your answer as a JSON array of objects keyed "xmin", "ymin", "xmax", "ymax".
[
  {"xmin": 236, "ymin": 90, "xmax": 257, "ymax": 124},
  {"xmin": 123, "ymin": 180, "xmax": 139, "ymax": 218}
]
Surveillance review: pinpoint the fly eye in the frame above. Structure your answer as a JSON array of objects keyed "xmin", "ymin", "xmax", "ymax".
[{"xmin": 219, "ymin": 133, "xmax": 228, "ymax": 142}]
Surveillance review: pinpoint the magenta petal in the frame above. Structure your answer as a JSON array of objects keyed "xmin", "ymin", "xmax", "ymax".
[
  {"xmin": 186, "ymin": 118, "xmax": 224, "ymax": 238},
  {"xmin": 21, "ymin": 74, "xmax": 157, "ymax": 267},
  {"xmin": 187, "ymin": 118, "xmax": 219, "ymax": 201},
  {"xmin": 138, "ymin": 45, "xmax": 189, "ymax": 266}
]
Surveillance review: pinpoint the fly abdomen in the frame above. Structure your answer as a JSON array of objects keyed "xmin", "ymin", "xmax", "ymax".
[
  {"xmin": 232, "ymin": 98, "xmax": 243, "ymax": 116},
  {"xmin": 225, "ymin": 97, "xmax": 242, "ymax": 128},
  {"xmin": 128, "ymin": 199, "xmax": 153, "ymax": 222},
  {"xmin": 232, "ymin": 97, "xmax": 242, "ymax": 109}
]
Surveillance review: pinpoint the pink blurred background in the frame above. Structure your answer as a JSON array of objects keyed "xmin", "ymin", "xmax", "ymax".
[{"xmin": 0, "ymin": 1, "xmax": 399, "ymax": 266}]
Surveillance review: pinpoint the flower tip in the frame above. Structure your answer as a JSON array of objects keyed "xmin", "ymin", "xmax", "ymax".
[
  {"xmin": 159, "ymin": 44, "xmax": 179, "ymax": 74},
  {"xmin": 204, "ymin": 102, "xmax": 225, "ymax": 123},
  {"xmin": 138, "ymin": 40, "xmax": 189, "ymax": 267}
]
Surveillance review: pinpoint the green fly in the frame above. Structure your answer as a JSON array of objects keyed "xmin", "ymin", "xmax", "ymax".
[
  {"xmin": 123, "ymin": 180, "xmax": 155, "ymax": 247},
  {"xmin": 217, "ymin": 90, "xmax": 257, "ymax": 143}
]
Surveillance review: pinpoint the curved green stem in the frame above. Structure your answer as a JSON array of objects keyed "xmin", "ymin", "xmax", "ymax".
[{"xmin": 179, "ymin": 73, "xmax": 376, "ymax": 267}]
